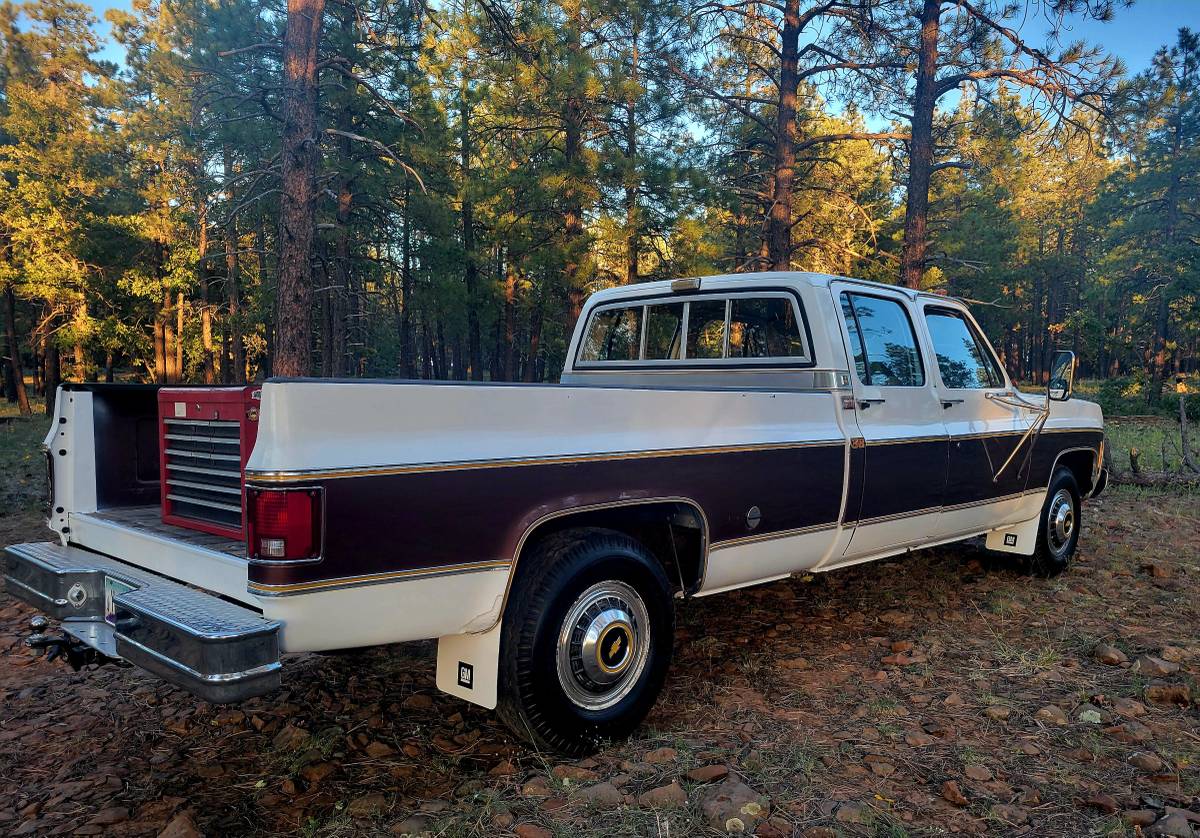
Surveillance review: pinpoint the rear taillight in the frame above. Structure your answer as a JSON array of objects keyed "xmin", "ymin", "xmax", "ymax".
[{"xmin": 247, "ymin": 488, "xmax": 322, "ymax": 562}]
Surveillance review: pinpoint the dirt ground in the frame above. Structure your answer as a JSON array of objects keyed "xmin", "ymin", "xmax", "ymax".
[{"xmin": 1, "ymin": 485, "xmax": 1198, "ymax": 837}]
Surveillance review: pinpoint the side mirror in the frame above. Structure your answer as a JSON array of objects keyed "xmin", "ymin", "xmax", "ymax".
[{"xmin": 1048, "ymin": 350, "xmax": 1075, "ymax": 402}]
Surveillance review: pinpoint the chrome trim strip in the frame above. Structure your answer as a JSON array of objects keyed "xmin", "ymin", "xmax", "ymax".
[
  {"xmin": 246, "ymin": 439, "xmax": 846, "ymax": 484},
  {"xmin": 116, "ymin": 632, "xmax": 281, "ymax": 684},
  {"xmin": 710, "ymin": 522, "xmax": 838, "ymax": 551},
  {"xmin": 248, "ymin": 559, "xmax": 511, "ymax": 597},
  {"xmin": 865, "ymin": 435, "xmax": 947, "ymax": 447}
]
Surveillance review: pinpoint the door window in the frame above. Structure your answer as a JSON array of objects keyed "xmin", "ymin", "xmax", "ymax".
[
  {"xmin": 840, "ymin": 292, "xmax": 924, "ymax": 386},
  {"xmin": 924, "ymin": 308, "xmax": 1003, "ymax": 389}
]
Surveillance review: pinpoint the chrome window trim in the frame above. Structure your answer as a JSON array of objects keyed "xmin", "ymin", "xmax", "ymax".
[
  {"xmin": 921, "ymin": 302, "xmax": 1008, "ymax": 392},
  {"xmin": 574, "ymin": 289, "xmax": 813, "ymax": 370}
]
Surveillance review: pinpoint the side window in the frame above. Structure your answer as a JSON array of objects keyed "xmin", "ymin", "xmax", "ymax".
[
  {"xmin": 728, "ymin": 297, "xmax": 806, "ymax": 358},
  {"xmin": 578, "ymin": 305, "xmax": 642, "ymax": 362},
  {"xmin": 840, "ymin": 292, "xmax": 924, "ymax": 386},
  {"xmin": 644, "ymin": 303, "xmax": 683, "ymax": 360},
  {"xmin": 925, "ymin": 308, "xmax": 1003, "ymax": 389},
  {"xmin": 840, "ymin": 294, "xmax": 868, "ymax": 381},
  {"xmin": 686, "ymin": 299, "xmax": 726, "ymax": 359}
]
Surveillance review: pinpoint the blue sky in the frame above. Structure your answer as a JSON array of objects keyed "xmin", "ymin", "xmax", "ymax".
[{"xmin": 88, "ymin": 0, "xmax": 1188, "ymax": 74}]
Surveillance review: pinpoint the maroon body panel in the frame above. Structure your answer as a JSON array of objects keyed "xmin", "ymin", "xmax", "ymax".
[{"xmin": 247, "ymin": 442, "xmax": 847, "ymax": 588}]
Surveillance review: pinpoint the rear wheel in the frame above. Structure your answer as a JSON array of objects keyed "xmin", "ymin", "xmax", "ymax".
[
  {"xmin": 1026, "ymin": 466, "xmax": 1081, "ymax": 577},
  {"xmin": 496, "ymin": 528, "xmax": 674, "ymax": 755}
]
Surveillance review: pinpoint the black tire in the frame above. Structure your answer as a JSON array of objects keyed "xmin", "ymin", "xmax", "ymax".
[
  {"xmin": 496, "ymin": 527, "xmax": 674, "ymax": 755},
  {"xmin": 1026, "ymin": 466, "xmax": 1081, "ymax": 577}
]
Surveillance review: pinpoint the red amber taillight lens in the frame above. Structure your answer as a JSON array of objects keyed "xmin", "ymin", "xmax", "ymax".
[{"xmin": 247, "ymin": 488, "xmax": 322, "ymax": 561}]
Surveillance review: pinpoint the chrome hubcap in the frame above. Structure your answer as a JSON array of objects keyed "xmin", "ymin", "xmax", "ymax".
[
  {"xmin": 556, "ymin": 581, "xmax": 650, "ymax": 711},
  {"xmin": 1047, "ymin": 489, "xmax": 1075, "ymax": 554}
]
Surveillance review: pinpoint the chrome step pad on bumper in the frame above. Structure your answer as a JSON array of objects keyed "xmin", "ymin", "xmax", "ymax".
[{"xmin": 3, "ymin": 541, "xmax": 280, "ymax": 703}]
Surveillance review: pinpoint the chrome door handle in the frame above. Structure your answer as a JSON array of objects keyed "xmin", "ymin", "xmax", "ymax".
[
  {"xmin": 857, "ymin": 398, "xmax": 886, "ymax": 409},
  {"xmin": 942, "ymin": 398, "xmax": 965, "ymax": 409}
]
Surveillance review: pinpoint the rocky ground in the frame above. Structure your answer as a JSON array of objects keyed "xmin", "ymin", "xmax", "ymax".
[{"xmin": 1, "ymin": 485, "xmax": 1198, "ymax": 837}]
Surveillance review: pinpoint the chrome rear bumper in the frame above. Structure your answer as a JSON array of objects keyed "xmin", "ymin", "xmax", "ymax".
[{"xmin": 3, "ymin": 541, "xmax": 280, "ymax": 703}]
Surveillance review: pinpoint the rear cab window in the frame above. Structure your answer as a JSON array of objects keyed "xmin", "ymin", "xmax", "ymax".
[{"xmin": 575, "ymin": 290, "xmax": 812, "ymax": 368}]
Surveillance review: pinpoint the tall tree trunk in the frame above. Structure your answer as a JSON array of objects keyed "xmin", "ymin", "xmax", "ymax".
[
  {"xmin": 900, "ymin": 0, "xmax": 941, "ymax": 289},
  {"xmin": 153, "ymin": 295, "xmax": 167, "ymax": 384},
  {"xmin": 223, "ymin": 146, "xmax": 246, "ymax": 383},
  {"xmin": 3, "ymin": 286, "xmax": 30, "ymax": 414},
  {"xmin": 459, "ymin": 78, "xmax": 483, "ymax": 380},
  {"xmin": 400, "ymin": 180, "xmax": 415, "ymax": 377},
  {"xmin": 257, "ymin": 213, "xmax": 271, "ymax": 379},
  {"xmin": 163, "ymin": 292, "xmax": 178, "ymax": 383},
  {"xmin": 766, "ymin": 0, "xmax": 800, "ymax": 271},
  {"xmin": 175, "ymin": 291, "xmax": 184, "ymax": 381},
  {"xmin": 623, "ymin": 24, "xmax": 640, "ymax": 285},
  {"xmin": 197, "ymin": 197, "xmax": 216, "ymax": 384},
  {"xmin": 44, "ymin": 337, "xmax": 59, "ymax": 416},
  {"xmin": 524, "ymin": 293, "xmax": 543, "ymax": 383},
  {"xmin": 562, "ymin": 0, "xmax": 587, "ymax": 338},
  {"xmin": 503, "ymin": 266, "xmax": 516, "ymax": 381},
  {"xmin": 275, "ymin": 0, "xmax": 326, "ymax": 377}
]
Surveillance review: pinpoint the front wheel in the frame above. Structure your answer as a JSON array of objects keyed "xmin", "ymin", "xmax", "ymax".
[
  {"xmin": 1026, "ymin": 466, "xmax": 1081, "ymax": 576},
  {"xmin": 496, "ymin": 528, "xmax": 674, "ymax": 755}
]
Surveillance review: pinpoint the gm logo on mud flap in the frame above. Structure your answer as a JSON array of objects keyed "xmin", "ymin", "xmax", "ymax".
[{"xmin": 458, "ymin": 662, "xmax": 473, "ymax": 689}]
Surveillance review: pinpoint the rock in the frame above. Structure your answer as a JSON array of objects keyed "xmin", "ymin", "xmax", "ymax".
[
  {"xmin": 963, "ymin": 764, "xmax": 992, "ymax": 782},
  {"xmin": 868, "ymin": 761, "xmax": 896, "ymax": 778},
  {"xmin": 514, "ymin": 825, "xmax": 552, "ymax": 838},
  {"xmin": 392, "ymin": 815, "xmax": 430, "ymax": 835},
  {"xmin": 989, "ymin": 804, "xmax": 1029, "ymax": 825},
  {"xmin": 803, "ymin": 829, "xmax": 837, "ymax": 838},
  {"xmin": 1085, "ymin": 793, "xmax": 1119, "ymax": 814},
  {"xmin": 984, "ymin": 706, "xmax": 1011, "ymax": 721},
  {"xmin": 158, "ymin": 813, "xmax": 202, "ymax": 838},
  {"xmin": 1020, "ymin": 742, "xmax": 1040, "ymax": 756},
  {"xmin": 699, "ymin": 777, "xmax": 770, "ymax": 832},
  {"xmin": 272, "ymin": 724, "xmax": 310, "ymax": 750},
  {"xmin": 1123, "ymin": 810, "xmax": 1158, "ymax": 827},
  {"xmin": 639, "ymin": 782, "xmax": 687, "ymax": 808},
  {"xmin": 1035, "ymin": 705, "xmax": 1068, "ymax": 725},
  {"xmin": 1093, "ymin": 643, "xmax": 1128, "ymax": 665},
  {"xmin": 687, "ymin": 764, "xmax": 730, "ymax": 783},
  {"xmin": 643, "ymin": 747, "xmax": 677, "ymax": 764},
  {"xmin": 1159, "ymin": 646, "xmax": 1187, "ymax": 663},
  {"xmin": 489, "ymin": 759, "xmax": 519, "ymax": 776},
  {"xmin": 1105, "ymin": 720, "xmax": 1153, "ymax": 744},
  {"xmin": 891, "ymin": 640, "xmax": 914, "ymax": 653},
  {"xmin": 347, "ymin": 793, "xmax": 389, "ymax": 818},
  {"xmin": 301, "ymin": 761, "xmax": 336, "ymax": 785},
  {"xmin": 551, "ymin": 764, "xmax": 600, "ymax": 782},
  {"xmin": 89, "ymin": 807, "xmax": 131, "ymax": 825},
  {"xmin": 942, "ymin": 780, "xmax": 968, "ymax": 807},
  {"xmin": 834, "ymin": 803, "xmax": 869, "ymax": 824},
  {"xmin": 521, "ymin": 777, "xmax": 553, "ymax": 798},
  {"xmin": 1142, "ymin": 561, "xmax": 1171, "ymax": 579},
  {"xmin": 1114, "ymin": 697, "xmax": 1148, "ymax": 718},
  {"xmin": 365, "ymin": 741, "xmax": 395, "ymax": 758},
  {"xmin": 579, "ymin": 782, "xmax": 623, "ymax": 806},
  {"xmin": 1145, "ymin": 684, "xmax": 1191, "ymax": 706},
  {"xmin": 904, "ymin": 730, "xmax": 936, "ymax": 747},
  {"xmin": 1146, "ymin": 812, "xmax": 1194, "ymax": 837},
  {"xmin": 401, "ymin": 693, "xmax": 434, "ymax": 710},
  {"xmin": 1130, "ymin": 752, "xmax": 1165, "ymax": 772},
  {"xmin": 1133, "ymin": 656, "xmax": 1181, "ymax": 677}
]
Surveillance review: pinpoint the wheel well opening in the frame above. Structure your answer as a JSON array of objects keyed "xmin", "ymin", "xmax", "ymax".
[
  {"xmin": 1056, "ymin": 449, "xmax": 1096, "ymax": 496},
  {"xmin": 518, "ymin": 502, "xmax": 707, "ymax": 596}
]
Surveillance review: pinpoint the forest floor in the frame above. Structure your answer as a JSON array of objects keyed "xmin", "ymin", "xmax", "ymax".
[{"xmin": 0, "ymin": 412, "xmax": 1198, "ymax": 837}]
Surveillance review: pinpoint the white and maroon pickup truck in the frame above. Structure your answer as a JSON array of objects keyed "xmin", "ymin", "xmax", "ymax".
[{"xmin": 4, "ymin": 272, "xmax": 1106, "ymax": 754}]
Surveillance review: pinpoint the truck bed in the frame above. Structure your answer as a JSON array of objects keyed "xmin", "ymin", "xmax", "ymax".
[{"xmin": 88, "ymin": 507, "xmax": 247, "ymax": 557}]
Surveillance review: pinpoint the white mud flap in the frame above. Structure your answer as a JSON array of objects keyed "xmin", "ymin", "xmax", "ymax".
[
  {"xmin": 436, "ymin": 622, "xmax": 502, "ymax": 709},
  {"xmin": 985, "ymin": 514, "xmax": 1040, "ymax": 556}
]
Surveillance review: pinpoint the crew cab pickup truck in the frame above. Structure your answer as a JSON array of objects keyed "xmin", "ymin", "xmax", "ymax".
[{"xmin": 4, "ymin": 272, "xmax": 1106, "ymax": 754}]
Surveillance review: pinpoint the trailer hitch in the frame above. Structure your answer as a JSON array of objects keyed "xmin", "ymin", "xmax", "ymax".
[{"xmin": 25, "ymin": 616, "xmax": 121, "ymax": 671}]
